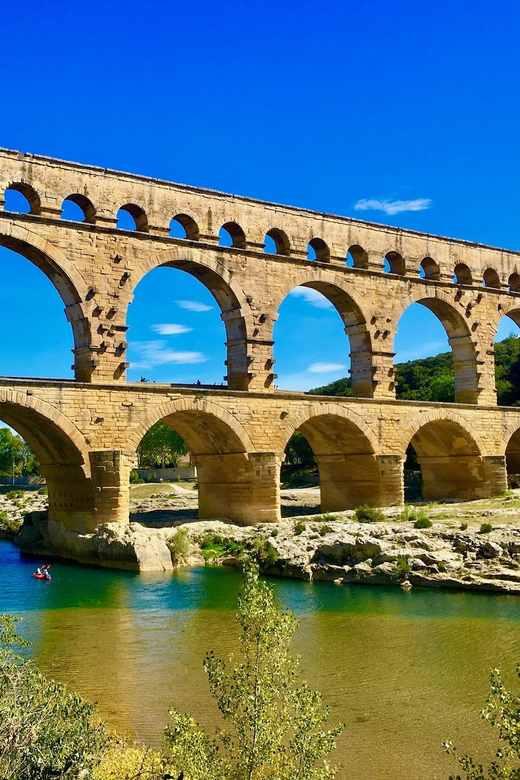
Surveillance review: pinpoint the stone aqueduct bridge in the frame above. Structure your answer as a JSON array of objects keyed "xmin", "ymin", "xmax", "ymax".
[{"xmin": 2, "ymin": 148, "xmax": 520, "ymax": 532}]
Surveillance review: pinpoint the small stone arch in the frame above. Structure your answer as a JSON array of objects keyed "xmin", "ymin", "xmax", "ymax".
[
  {"xmin": 400, "ymin": 411, "xmax": 488, "ymax": 500},
  {"xmin": 170, "ymin": 213, "xmax": 200, "ymax": 240},
  {"xmin": 219, "ymin": 221, "xmax": 246, "ymax": 249},
  {"xmin": 509, "ymin": 273, "xmax": 520, "ymax": 293},
  {"xmin": 347, "ymin": 244, "xmax": 369, "ymax": 269},
  {"xmin": 483, "ymin": 268, "xmax": 501, "ymax": 288},
  {"xmin": 117, "ymin": 203, "xmax": 149, "ymax": 233},
  {"xmin": 396, "ymin": 290, "xmax": 479, "ymax": 404},
  {"xmin": 420, "ymin": 257, "xmax": 440, "ymax": 280},
  {"xmin": 273, "ymin": 273, "xmax": 374, "ymax": 397},
  {"xmin": 3, "ymin": 181, "xmax": 41, "ymax": 215},
  {"xmin": 61, "ymin": 194, "xmax": 96, "ymax": 224},
  {"xmin": 385, "ymin": 251, "xmax": 405, "ymax": 275},
  {"xmin": 282, "ymin": 404, "xmax": 382, "ymax": 510},
  {"xmin": 264, "ymin": 228, "xmax": 290, "ymax": 256},
  {"xmin": 454, "ymin": 263, "xmax": 473, "ymax": 285},
  {"xmin": 308, "ymin": 237, "xmax": 330, "ymax": 263}
]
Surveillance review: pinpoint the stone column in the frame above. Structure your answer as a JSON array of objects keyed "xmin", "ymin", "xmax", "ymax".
[
  {"xmin": 314, "ymin": 453, "xmax": 386, "ymax": 511},
  {"xmin": 42, "ymin": 463, "xmax": 97, "ymax": 534},
  {"xmin": 89, "ymin": 450, "xmax": 134, "ymax": 528},
  {"xmin": 418, "ymin": 455, "xmax": 488, "ymax": 500},
  {"xmin": 482, "ymin": 455, "xmax": 508, "ymax": 495},
  {"xmin": 195, "ymin": 451, "xmax": 283, "ymax": 525},
  {"xmin": 377, "ymin": 454, "xmax": 405, "ymax": 505}
]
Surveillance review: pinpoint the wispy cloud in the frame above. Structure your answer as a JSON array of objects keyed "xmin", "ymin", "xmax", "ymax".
[
  {"xmin": 152, "ymin": 323, "xmax": 192, "ymax": 335},
  {"xmin": 288, "ymin": 287, "xmax": 334, "ymax": 309},
  {"xmin": 354, "ymin": 198, "xmax": 432, "ymax": 216},
  {"xmin": 175, "ymin": 300, "xmax": 213, "ymax": 312},
  {"xmin": 129, "ymin": 340, "xmax": 207, "ymax": 369},
  {"xmin": 307, "ymin": 362, "xmax": 347, "ymax": 373}
]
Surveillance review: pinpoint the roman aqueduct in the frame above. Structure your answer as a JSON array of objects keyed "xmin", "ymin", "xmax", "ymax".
[{"xmin": 1, "ymin": 148, "xmax": 520, "ymax": 532}]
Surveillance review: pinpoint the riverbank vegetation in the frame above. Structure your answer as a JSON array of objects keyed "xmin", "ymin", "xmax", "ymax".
[{"xmin": 0, "ymin": 562, "xmax": 342, "ymax": 779}]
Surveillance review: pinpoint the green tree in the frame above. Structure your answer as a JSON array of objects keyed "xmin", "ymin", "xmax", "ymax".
[
  {"xmin": 0, "ymin": 614, "xmax": 107, "ymax": 779},
  {"xmin": 164, "ymin": 562, "xmax": 343, "ymax": 780},
  {"xmin": 0, "ymin": 428, "xmax": 39, "ymax": 477},
  {"xmin": 137, "ymin": 422, "xmax": 189, "ymax": 469},
  {"xmin": 284, "ymin": 431, "xmax": 315, "ymax": 467}
]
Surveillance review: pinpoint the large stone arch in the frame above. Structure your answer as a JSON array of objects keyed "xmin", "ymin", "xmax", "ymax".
[
  {"xmin": 394, "ymin": 289, "xmax": 479, "ymax": 404},
  {"xmin": 282, "ymin": 402, "xmax": 384, "ymax": 511},
  {"xmin": 400, "ymin": 409, "xmax": 495, "ymax": 500},
  {"xmin": 272, "ymin": 270, "xmax": 374, "ymax": 397},
  {"xmin": 0, "ymin": 388, "xmax": 97, "ymax": 531},
  {"xmin": 127, "ymin": 244, "xmax": 254, "ymax": 390},
  {"xmin": 0, "ymin": 218, "xmax": 93, "ymax": 379},
  {"xmin": 129, "ymin": 396, "xmax": 272, "ymax": 524}
]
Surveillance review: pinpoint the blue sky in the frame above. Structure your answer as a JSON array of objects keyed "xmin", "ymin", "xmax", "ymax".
[{"xmin": 0, "ymin": 0, "xmax": 519, "ymax": 390}]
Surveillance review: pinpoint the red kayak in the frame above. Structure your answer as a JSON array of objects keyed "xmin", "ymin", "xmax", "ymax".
[{"xmin": 33, "ymin": 565, "xmax": 51, "ymax": 581}]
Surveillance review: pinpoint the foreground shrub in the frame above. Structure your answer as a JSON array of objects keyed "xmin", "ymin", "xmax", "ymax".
[
  {"xmin": 394, "ymin": 555, "xmax": 412, "ymax": 581},
  {"xmin": 0, "ymin": 615, "xmax": 107, "ymax": 779},
  {"xmin": 460, "ymin": 522, "xmax": 468, "ymax": 531},
  {"xmin": 168, "ymin": 528, "xmax": 190, "ymax": 565},
  {"xmin": 0, "ymin": 511, "xmax": 20, "ymax": 535},
  {"xmin": 354, "ymin": 504, "xmax": 387, "ymax": 523},
  {"xmin": 164, "ymin": 561, "xmax": 343, "ymax": 779},
  {"xmin": 37, "ymin": 486, "xmax": 48, "ymax": 495},
  {"xmin": 294, "ymin": 520, "xmax": 306, "ymax": 535},
  {"xmin": 319, "ymin": 524, "xmax": 333, "ymax": 536},
  {"xmin": 93, "ymin": 735, "xmax": 164, "ymax": 779},
  {"xmin": 480, "ymin": 522, "xmax": 494, "ymax": 534},
  {"xmin": 414, "ymin": 516, "xmax": 433, "ymax": 529},
  {"xmin": 444, "ymin": 665, "xmax": 520, "ymax": 779}
]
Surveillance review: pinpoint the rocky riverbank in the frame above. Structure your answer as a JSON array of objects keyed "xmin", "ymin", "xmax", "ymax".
[{"xmin": 12, "ymin": 502, "xmax": 520, "ymax": 593}]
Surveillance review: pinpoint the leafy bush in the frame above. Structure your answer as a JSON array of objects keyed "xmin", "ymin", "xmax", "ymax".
[
  {"xmin": 414, "ymin": 516, "xmax": 433, "ymax": 529},
  {"xmin": 164, "ymin": 562, "xmax": 343, "ymax": 779},
  {"xmin": 0, "ymin": 511, "xmax": 20, "ymax": 535},
  {"xmin": 200, "ymin": 534, "xmax": 245, "ymax": 562},
  {"xmin": 294, "ymin": 520, "xmax": 306, "ymax": 535},
  {"xmin": 93, "ymin": 735, "xmax": 164, "ymax": 779},
  {"xmin": 0, "ymin": 615, "xmax": 107, "ymax": 779},
  {"xmin": 248, "ymin": 538, "xmax": 279, "ymax": 569},
  {"xmin": 394, "ymin": 555, "xmax": 412, "ymax": 580},
  {"xmin": 480, "ymin": 522, "xmax": 494, "ymax": 534},
  {"xmin": 460, "ymin": 522, "xmax": 468, "ymax": 531},
  {"xmin": 314, "ymin": 513, "xmax": 341, "ymax": 523},
  {"xmin": 6, "ymin": 489, "xmax": 24, "ymax": 500},
  {"xmin": 319, "ymin": 525, "xmax": 333, "ymax": 536},
  {"xmin": 437, "ymin": 561, "xmax": 447, "ymax": 572},
  {"xmin": 37, "ymin": 486, "xmax": 47, "ymax": 495},
  {"xmin": 354, "ymin": 504, "xmax": 387, "ymax": 523},
  {"xmin": 168, "ymin": 529, "xmax": 190, "ymax": 565},
  {"xmin": 129, "ymin": 470, "xmax": 144, "ymax": 484},
  {"xmin": 270, "ymin": 528, "xmax": 278, "ymax": 537}
]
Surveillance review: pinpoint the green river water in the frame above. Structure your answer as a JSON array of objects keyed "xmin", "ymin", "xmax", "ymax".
[{"xmin": 2, "ymin": 539, "xmax": 520, "ymax": 780}]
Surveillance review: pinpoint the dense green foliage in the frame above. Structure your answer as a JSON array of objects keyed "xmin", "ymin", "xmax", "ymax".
[
  {"xmin": 284, "ymin": 430, "xmax": 315, "ymax": 467},
  {"xmin": 444, "ymin": 666, "xmax": 520, "ymax": 779},
  {"xmin": 137, "ymin": 421, "xmax": 189, "ymax": 468},
  {"xmin": 165, "ymin": 561, "xmax": 343, "ymax": 779},
  {"xmin": 0, "ymin": 615, "xmax": 107, "ymax": 779},
  {"xmin": 0, "ymin": 428, "xmax": 39, "ymax": 477},
  {"xmin": 310, "ymin": 335, "xmax": 520, "ymax": 406}
]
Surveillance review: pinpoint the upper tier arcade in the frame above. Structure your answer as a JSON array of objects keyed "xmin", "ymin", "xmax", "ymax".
[{"xmin": 1, "ymin": 147, "xmax": 520, "ymax": 404}]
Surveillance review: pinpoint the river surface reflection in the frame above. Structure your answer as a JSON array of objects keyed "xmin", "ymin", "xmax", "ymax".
[{"xmin": 2, "ymin": 540, "xmax": 520, "ymax": 780}]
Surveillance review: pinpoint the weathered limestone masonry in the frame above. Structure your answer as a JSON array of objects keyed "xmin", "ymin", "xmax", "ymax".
[{"xmin": 1, "ymin": 149, "xmax": 520, "ymax": 531}]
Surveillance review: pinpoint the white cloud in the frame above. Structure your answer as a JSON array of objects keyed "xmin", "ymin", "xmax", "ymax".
[
  {"xmin": 152, "ymin": 323, "xmax": 192, "ymax": 335},
  {"xmin": 354, "ymin": 198, "xmax": 432, "ymax": 216},
  {"xmin": 175, "ymin": 299, "xmax": 213, "ymax": 312},
  {"xmin": 307, "ymin": 362, "xmax": 347, "ymax": 373},
  {"xmin": 288, "ymin": 287, "xmax": 334, "ymax": 309},
  {"xmin": 129, "ymin": 340, "xmax": 207, "ymax": 369}
]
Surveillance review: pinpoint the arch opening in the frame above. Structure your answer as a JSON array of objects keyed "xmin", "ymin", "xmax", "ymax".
[
  {"xmin": 454, "ymin": 263, "xmax": 473, "ymax": 285},
  {"xmin": 395, "ymin": 298, "xmax": 478, "ymax": 404},
  {"xmin": 483, "ymin": 268, "xmax": 501, "ymax": 288},
  {"xmin": 132, "ymin": 407, "xmax": 258, "ymax": 524},
  {"xmin": 307, "ymin": 238, "xmax": 330, "ymax": 263},
  {"xmin": 219, "ymin": 222, "xmax": 246, "ymax": 249},
  {"xmin": 61, "ymin": 194, "xmax": 96, "ymax": 224},
  {"xmin": 284, "ymin": 413, "xmax": 382, "ymax": 512},
  {"xmin": 494, "ymin": 314, "xmax": 520, "ymax": 405},
  {"xmin": 127, "ymin": 260, "xmax": 246, "ymax": 388},
  {"xmin": 273, "ymin": 281, "xmax": 372, "ymax": 397},
  {"xmin": 384, "ymin": 251, "xmax": 405, "ymax": 275},
  {"xmin": 406, "ymin": 418, "xmax": 486, "ymax": 501},
  {"xmin": 508, "ymin": 273, "xmax": 520, "ymax": 293},
  {"xmin": 506, "ymin": 429, "xmax": 520, "ymax": 488},
  {"xmin": 169, "ymin": 214, "xmax": 199, "ymax": 241},
  {"xmin": 117, "ymin": 204, "xmax": 149, "ymax": 233},
  {"xmin": 420, "ymin": 257, "xmax": 440, "ymax": 281},
  {"xmin": 264, "ymin": 228, "xmax": 290, "ymax": 256},
  {"xmin": 3, "ymin": 183, "xmax": 41, "ymax": 215},
  {"xmin": 346, "ymin": 244, "xmax": 368, "ymax": 269}
]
